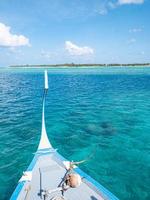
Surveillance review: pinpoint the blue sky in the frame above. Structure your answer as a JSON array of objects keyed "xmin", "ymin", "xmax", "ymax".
[{"xmin": 0, "ymin": 0, "xmax": 149, "ymax": 66}]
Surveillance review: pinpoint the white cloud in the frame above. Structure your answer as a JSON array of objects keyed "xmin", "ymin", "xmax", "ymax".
[
  {"xmin": 41, "ymin": 50, "xmax": 52, "ymax": 59},
  {"xmin": 0, "ymin": 22, "xmax": 30, "ymax": 47},
  {"xmin": 129, "ymin": 28, "xmax": 142, "ymax": 33},
  {"xmin": 65, "ymin": 41, "xmax": 94, "ymax": 56},
  {"xmin": 127, "ymin": 38, "xmax": 136, "ymax": 44},
  {"xmin": 118, "ymin": 0, "xmax": 144, "ymax": 5},
  {"xmin": 108, "ymin": 2, "xmax": 117, "ymax": 9},
  {"xmin": 41, "ymin": 50, "xmax": 57, "ymax": 59},
  {"xmin": 97, "ymin": 8, "xmax": 108, "ymax": 15},
  {"xmin": 96, "ymin": 0, "xmax": 144, "ymax": 15},
  {"xmin": 141, "ymin": 51, "xmax": 145, "ymax": 55},
  {"xmin": 8, "ymin": 47, "xmax": 24, "ymax": 56},
  {"xmin": 94, "ymin": 2, "xmax": 117, "ymax": 16}
]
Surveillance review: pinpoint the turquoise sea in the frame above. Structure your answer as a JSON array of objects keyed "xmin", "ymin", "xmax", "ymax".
[{"xmin": 0, "ymin": 67, "xmax": 150, "ymax": 200}]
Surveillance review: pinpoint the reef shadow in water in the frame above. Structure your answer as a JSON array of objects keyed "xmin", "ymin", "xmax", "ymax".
[{"xmin": 100, "ymin": 121, "xmax": 116, "ymax": 136}]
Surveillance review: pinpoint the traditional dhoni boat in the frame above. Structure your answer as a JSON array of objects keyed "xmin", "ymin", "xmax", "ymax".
[{"xmin": 10, "ymin": 71, "xmax": 119, "ymax": 200}]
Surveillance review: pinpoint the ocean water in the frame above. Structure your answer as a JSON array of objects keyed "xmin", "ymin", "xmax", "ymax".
[{"xmin": 0, "ymin": 67, "xmax": 150, "ymax": 200}]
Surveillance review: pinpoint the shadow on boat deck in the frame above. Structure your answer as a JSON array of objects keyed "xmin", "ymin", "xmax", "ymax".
[{"xmin": 91, "ymin": 195, "xmax": 98, "ymax": 200}]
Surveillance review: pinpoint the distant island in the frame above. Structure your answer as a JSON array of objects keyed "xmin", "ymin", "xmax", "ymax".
[{"xmin": 10, "ymin": 63, "xmax": 150, "ymax": 68}]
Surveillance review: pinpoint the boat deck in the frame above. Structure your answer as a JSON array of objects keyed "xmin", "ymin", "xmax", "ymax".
[{"xmin": 15, "ymin": 152, "xmax": 110, "ymax": 200}]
